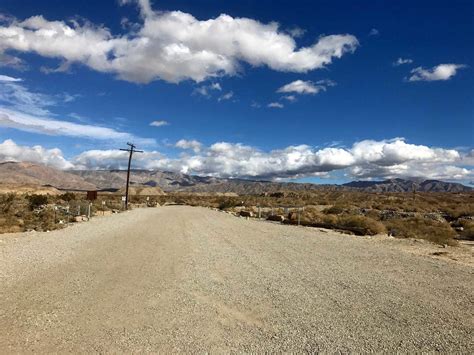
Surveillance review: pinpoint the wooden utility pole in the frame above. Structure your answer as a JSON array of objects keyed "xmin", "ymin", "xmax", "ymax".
[{"xmin": 119, "ymin": 142, "xmax": 143, "ymax": 210}]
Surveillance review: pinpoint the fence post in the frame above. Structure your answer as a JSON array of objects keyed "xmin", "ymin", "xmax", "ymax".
[
  {"xmin": 298, "ymin": 207, "xmax": 301, "ymax": 226},
  {"xmin": 87, "ymin": 203, "xmax": 91, "ymax": 220},
  {"xmin": 258, "ymin": 206, "xmax": 261, "ymax": 219}
]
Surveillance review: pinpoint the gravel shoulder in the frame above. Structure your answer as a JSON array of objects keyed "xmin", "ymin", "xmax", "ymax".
[{"xmin": 1, "ymin": 206, "xmax": 473, "ymax": 352}]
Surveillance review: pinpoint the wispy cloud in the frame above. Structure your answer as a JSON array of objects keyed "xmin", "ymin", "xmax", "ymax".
[
  {"xmin": 368, "ymin": 28, "xmax": 379, "ymax": 36},
  {"xmin": 218, "ymin": 91, "xmax": 234, "ymax": 102},
  {"xmin": 287, "ymin": 26, "xmax": 306, "ymax": 38},
  {"xmin": 0, "ymin": 76, "xmax": 81, "ymax": 116},
  {"xmin": 393, "ymin": 57, "xmax": 413, "ymax": 66},
  {"xmin": 268, "ymin": 102, "xmax": 284, "ymax": 108},
  {"xmin": 0, "ymin": 74, "xmax": 22, "ymax": 82},
  {"xmin": 0, "ymin": 53, "xmax": 27, "ymax": 71},
  {"xmin": 0, "ymin": 79, "xmax": 56, "ymax": 115},
  {"xmin": 277, "ymin": 79, "xmax": 336, "ymax": 95},
  {"xmin": 193, "ymin": 83, "xmax": 222, "ymax": 97},
  {"xmin": 283, "ymin": 95, "xmax": 297, "ymax": 102},
  {"xmin": 0, "ymin": 107, "xmax": 155, "ymax": 145},
  {"xmin": 150, "ymin": 120, "xmax": 169, "ymax": 127}
]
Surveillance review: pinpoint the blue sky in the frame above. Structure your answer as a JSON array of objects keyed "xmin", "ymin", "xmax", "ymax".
[{"xmin": 0, "ymin": 0, "xmax": 472, "ymax": 183}]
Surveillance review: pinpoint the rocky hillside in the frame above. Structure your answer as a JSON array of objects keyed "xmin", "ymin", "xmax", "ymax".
[
  {"xmin": 70, "ymin": 170, "xmax": 341, "ymax": 194},
  {"xmin": 0, "ymin": 162, "xmax": 96, "ymax": 191},
  {"xmin": 343, "ymin": 178, "xmax": 472, "ymax": 193},
  {"xmin": 69, "ymin": 169, "xmax": 220, "ymax": 191}
]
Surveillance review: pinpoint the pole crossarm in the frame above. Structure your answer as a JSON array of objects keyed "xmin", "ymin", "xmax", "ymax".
[{"xmin": 118, "ymin": 142, "xmax": 143, "ymax": 210}]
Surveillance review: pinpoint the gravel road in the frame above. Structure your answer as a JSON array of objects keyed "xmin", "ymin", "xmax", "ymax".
[{"xmin": 1, "ymin": 206, "xmax": 473, "ymax": 352}]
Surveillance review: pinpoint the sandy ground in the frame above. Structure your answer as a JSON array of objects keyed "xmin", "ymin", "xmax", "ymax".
[{"xmin": 1, "ymin": 206, "xmax": 473, "ymax": 352}]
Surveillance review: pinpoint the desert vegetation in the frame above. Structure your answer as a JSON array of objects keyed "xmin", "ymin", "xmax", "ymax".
[
  {"xmin": 0, "ymin": 192, "xmax": 156, "ymax": 233},
  {"xmin": 156, "ymin": 190, "xmax": 473, "ymax": 245},
  {"xmin": 0, "ymin": 190, "xmax": 472, "ymax": 245}
]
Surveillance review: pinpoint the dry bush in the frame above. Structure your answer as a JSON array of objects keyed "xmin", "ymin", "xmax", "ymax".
[
  {"xmin": 458, "ymin": 220, "xmax": 474, "ymax": 240},
  {"xmin": 443, "ymin": 205, "xmax": 474, "ymax": 220},
  {"xmin": 322, "ymin": 205, "xmax": 345, "ymax": 215},
  {"xmin": 298, "ymin": 207, "xmax": 384, "ymax": 235},
  {"xmin": 384, "ymin": 217, "xmax": 457, "ymax": 246},
  {"xmin": 337, "ymin": 215, "xmax": 386, "ymax": 236}
]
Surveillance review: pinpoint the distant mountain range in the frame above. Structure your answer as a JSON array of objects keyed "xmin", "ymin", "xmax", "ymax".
[
  {"xmin": 343, "ymin": 178, "xmax": 471, "ymax": 193},
  {"xmin": 0, "ymin": 162, "xmax": 96, "ymax": 191},
  {"xmin": 0, "ymin": 161, "xmax": 471, "ymax": 194}
]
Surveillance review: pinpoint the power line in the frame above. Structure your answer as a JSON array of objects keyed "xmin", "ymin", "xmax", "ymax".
[{"xmin": 119, "ymin": 142, "xmax": 143, "ymax": 210}]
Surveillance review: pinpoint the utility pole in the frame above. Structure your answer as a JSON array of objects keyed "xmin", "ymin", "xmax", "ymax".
[{"xmin": 119, "ymin": 142, "xmax": 143, "ymax": 210}]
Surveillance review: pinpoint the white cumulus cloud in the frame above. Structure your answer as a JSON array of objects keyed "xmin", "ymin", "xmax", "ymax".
[
  {"xmin": 2, "ymin": 138, "xmax": 472, "ymax": 181},
  {"xmin": 408, "ymin": 64, "xmax": 466, "ymax": 82},
  {"xmin": 175, "ymin": 139, "xmax": 202, "ymax": 153},
  {"xmin": 0, "ymin": 1, "xmax": 358, "ymax": 83},
  {"xmin": 0, "ymin": 139, "xmax": 74, "ymax": 169}
]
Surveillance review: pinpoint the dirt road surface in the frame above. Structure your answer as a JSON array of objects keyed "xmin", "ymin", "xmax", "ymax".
[{"xmin": 1, "ymin": 206, "xmax": 473, "ymax": 352}]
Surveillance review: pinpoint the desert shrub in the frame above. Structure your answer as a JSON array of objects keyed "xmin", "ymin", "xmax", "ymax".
[
  {"xmin": 26, "ymin": 194, "xmax": 48, "ymax": 210},
  {"xmin": 59, "ymin": 192, "xmax": 76, "ymax": 201},
  {"xmin": 365, "ymin": 209, "xmax": 381, "ymax": 220},
  {"xmin": 0, "ymin": 193, "xmax": 15, "ymax": 213},
  {"xmin": 299, "ymin": 208, "xmax": 384, "ymax": 235},
  {"xmin": 443, "ymin": 205, "xmax": 474, "ymax": 220},
  {"xmin": 384, "ymin": 217, "xmax": 457, "ymax": 245},
  {"xmin": 458, "ymin": 220, "xmax": 474, "ymax": 240},
  {"xmin": 322, "ymin": 205, "xmax": 345, "ymax": 215},
  {"xmin": 218, "ymin": 198, "xmax": 239, "ymax": 210},
  {"xmin": 338, "ymin": 215, "xmax": 386, "ymax": 236}
]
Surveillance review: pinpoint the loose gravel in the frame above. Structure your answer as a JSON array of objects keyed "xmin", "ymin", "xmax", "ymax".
[{"xmin": 1, "ymin": 206, "xmax": 473, "ymax": 352}]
